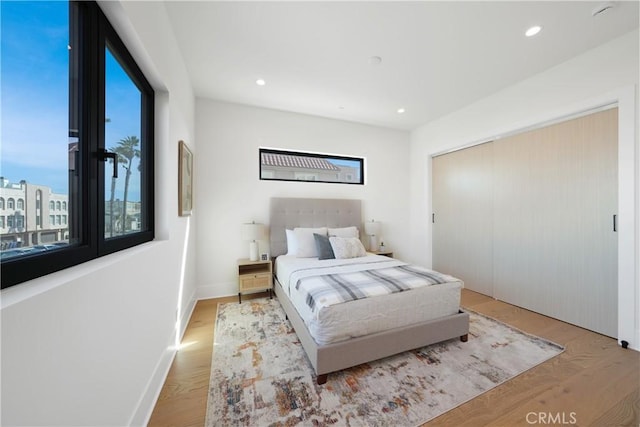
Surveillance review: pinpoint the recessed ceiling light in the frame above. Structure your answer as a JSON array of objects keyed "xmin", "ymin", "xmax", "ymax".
[
  {"xmin": 397, "ymin": 108, "xmax": 406, "ymax": 114},
  {"xmin": 592, "ymin": 2, "xmax": 615, "ymax": 17},
  {"xmin": 256, "ymin": 79, "xmax": 266, "ymax": 86},
  {"xmin": 525, "ymin": 25, "xmax": 542, "ymax": 37}
]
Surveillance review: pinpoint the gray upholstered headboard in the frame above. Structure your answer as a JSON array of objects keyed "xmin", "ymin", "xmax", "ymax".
[{"xmin": 269, "ymin": 198, "xmax": 362, "ymax": 258}]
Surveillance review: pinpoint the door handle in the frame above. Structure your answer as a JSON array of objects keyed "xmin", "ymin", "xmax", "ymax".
[
  {"xmin": 99, "ymin": 149, "xmax": 118, "ymax": 178},
  {"xmin": 613, "ymin": 214, "xmax": 617, "ymax": 232}
]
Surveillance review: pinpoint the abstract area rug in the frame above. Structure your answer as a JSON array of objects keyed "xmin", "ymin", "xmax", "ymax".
[{"xmin": 205, "ymin": 299, "xmax": 564, "ymax": 427}]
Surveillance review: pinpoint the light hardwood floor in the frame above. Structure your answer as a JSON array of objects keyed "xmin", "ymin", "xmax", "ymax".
[{"xmin": 148, "ymin": 290, "xmax": 640, "ymax": 426}]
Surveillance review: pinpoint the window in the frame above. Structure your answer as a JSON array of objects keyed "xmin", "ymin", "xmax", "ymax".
[
  {"xmin": 17, "ymin": 199, "xmax": 24, "ymax": 210},
  {"xmin": 35, "ymin": 190, "xmax": 42, "ymax": 227},
  {"xmin": 294, "ymin": 173, "xmax": 317, "ymax": 181},
  {"xmin": 7, "ymin": 199, "xmax": 15, "ymax": 210},
  {"xmin": 0, "ymin": 217, "xmax": 4, "ymax": 228},
  {"xmin": 1, "ymin": 1, "xmax": 154, "ymax": 288},
  {"xmin": 259, "ymin": 148, "xmax": 364, "ymax": 185},
  {"xmin": 0, "ymin": 198, "xmax": 4, "ymax": 209}
]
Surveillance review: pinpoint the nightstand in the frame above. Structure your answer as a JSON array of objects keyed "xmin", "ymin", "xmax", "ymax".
[
  {"xmin": 371, "ymin": 250, "xmax": 394, "ymax": 258},
  {"xmin": 237, "ymin": 258, "xmax": 273, "ymax": 303}
]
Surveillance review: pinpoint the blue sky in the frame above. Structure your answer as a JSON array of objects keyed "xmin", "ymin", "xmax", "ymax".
[
  {"xmin": 328, "ymin": 158, "xmax": 361, "ymax": 170},
  {"xmin": 1, "ymin": 1, "xmax": 69, "ymax": 193},
  {"xmin": 1, "ymin": 1, "xmax": 142, "ymax": 200}
]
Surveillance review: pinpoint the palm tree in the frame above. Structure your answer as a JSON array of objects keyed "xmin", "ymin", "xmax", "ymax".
[{"xmin": 113, "ymin": 136, "xmax": 140, "ymax": 234}]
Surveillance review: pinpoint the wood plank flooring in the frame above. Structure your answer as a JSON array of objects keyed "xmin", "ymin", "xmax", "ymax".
[{"xmin": 148, "ymin": 290, "xmax": 640, "ymax": 426}]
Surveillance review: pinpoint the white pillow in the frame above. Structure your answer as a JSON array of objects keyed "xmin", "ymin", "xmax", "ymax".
[
  {"xmin": 293, "ymin": 227, "xmax": 328, "ymax": 257},
  {"xmin": 328, "ymin": 226, "xmax": 359, "ymax": 238},
  {"xmin": 285, "ymin": 229, "xmax": 298, "ymax": 256},
  {"xmin": 329, "ymin": 236, "xmax": 367, "ymax": 259}
]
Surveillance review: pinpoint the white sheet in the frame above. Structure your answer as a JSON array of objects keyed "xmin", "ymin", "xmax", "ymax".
[{"xmin": 275, "ymin": 254, "xmax": 463, "ymax": 345}]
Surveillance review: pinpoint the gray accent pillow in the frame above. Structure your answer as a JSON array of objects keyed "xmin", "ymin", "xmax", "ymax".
[{"xmin": 313, "ymin": 233, "xmax": 335, "ymax": 260}]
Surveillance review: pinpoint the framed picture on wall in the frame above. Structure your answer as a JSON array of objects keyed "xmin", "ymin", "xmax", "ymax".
[{"xmin": 178, "ymin": 140, "xmax": 193, "ymax": 216}]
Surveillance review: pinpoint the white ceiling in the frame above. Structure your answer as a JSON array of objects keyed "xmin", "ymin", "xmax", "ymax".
[{"xmin": 164, "ymin": 1, "xmax": 639, "ymax": 131}]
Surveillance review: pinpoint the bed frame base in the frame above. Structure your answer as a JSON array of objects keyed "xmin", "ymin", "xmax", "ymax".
[{"xmin": 274, "ymin": 278, "xmax": 470, "ymax": 385}]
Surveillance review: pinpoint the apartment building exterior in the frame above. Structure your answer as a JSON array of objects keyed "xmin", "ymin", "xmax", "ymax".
[{"xmin": 0, "ymin": 178, "xmax": 69, "ymax": 249}]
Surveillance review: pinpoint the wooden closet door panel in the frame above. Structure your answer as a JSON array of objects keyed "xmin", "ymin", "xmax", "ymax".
[
  {"xmin": 433, "ymin": 142, "xmax": 493, "ymax": 296},
  {"xmin": 493, "ymin": 108, "xmax": 618, "ymax": 337}
]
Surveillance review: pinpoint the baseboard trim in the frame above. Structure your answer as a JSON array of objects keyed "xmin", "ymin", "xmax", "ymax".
[
  {"xmin": 179, "ymin": 295, "xmax": 198, "ymax": 341},
  {"xmin": 128, "ymin": 288, "xmax": 197, "ymax": 426},
  {"xmin": 128, "ymin": 347, "xmax": 176, "ymax": 427},
  {"xmin": 196, "ymin": 281, "xmax": 237, "ymax": 300}
]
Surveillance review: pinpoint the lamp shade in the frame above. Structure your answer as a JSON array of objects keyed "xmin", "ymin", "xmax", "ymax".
[
  {"xmin": 364, "ymin": 220, "xmax": 381, "ymax": 236},
  {"xmin": 242, "ymin": 222, "xmax": 267, "ymax": 241}
]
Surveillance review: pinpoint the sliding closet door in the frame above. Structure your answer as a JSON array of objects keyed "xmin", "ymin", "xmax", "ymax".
[
  {"xmin": 493, "ymin": 108, "xmax": 618, "ymax": 337},
  {"xmin": 433, "ymin": 142, "xmax": 494, "ymax": 296}
]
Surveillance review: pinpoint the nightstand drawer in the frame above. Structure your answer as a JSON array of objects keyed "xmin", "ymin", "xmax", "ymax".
[
  {"xmin": 237, "ymin": 258, "xmax": 273, "ymax": 303},
  {"xmin": 239, "ymin": 273, "xmax": 271, "ymax": 291}
]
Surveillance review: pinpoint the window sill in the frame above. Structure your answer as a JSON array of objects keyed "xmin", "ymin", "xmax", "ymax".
[{"xmin": 1, "ymin": 240, "xmax": 162, "ymax": 309}]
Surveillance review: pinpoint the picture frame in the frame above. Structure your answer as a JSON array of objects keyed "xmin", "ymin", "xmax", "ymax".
[{"xmin": 178, "ymin": 140, "xmax": 193, "ymax": 216}]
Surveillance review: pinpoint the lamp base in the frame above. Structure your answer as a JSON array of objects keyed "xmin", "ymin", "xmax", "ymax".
[
  {"xmin": 368, "ymin": 235, "xmax": 379, "ymax": 252},
  {"xmin": 249, "ymin": 241, "xmax": 259, "ymax": 261}
]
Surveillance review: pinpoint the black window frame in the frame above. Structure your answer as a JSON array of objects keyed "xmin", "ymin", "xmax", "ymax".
[
  {"xmin": 259, "ymin": 148, "xmax": 365, "ymax": 185},
  {"xmin": 1, "ymin": 1, "xmax": 154, "ymax": 288}
]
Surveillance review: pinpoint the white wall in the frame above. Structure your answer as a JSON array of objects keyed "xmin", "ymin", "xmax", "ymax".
[
  {"xmin": 1, "ymin": 4, "xmax": 636, "ymax": 425},
  {"xmin": 409, "ymin": 30, "xmax": 639, "ymax": 350},
  {"xmin": 195, "ymin": 100, "xmax": 410, "ymax": 298},
  {"xmin": 1, "ymin": 2, "xmax": 197, "ymax": 426}
]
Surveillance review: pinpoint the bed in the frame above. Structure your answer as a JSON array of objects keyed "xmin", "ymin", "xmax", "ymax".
[{"xmin": 270, "ymin": 197, "xmax": 469, "ymax": 385}]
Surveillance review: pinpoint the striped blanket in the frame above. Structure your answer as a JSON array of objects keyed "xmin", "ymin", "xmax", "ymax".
[{"xmin": 293, "ymin": 263, "xmax": 460, "ymax": 313}]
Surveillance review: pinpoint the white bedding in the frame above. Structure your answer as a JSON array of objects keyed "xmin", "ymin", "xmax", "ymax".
[{"xmin": 275, "ymin": 254, "xmax": 463, "ymax": 345}]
